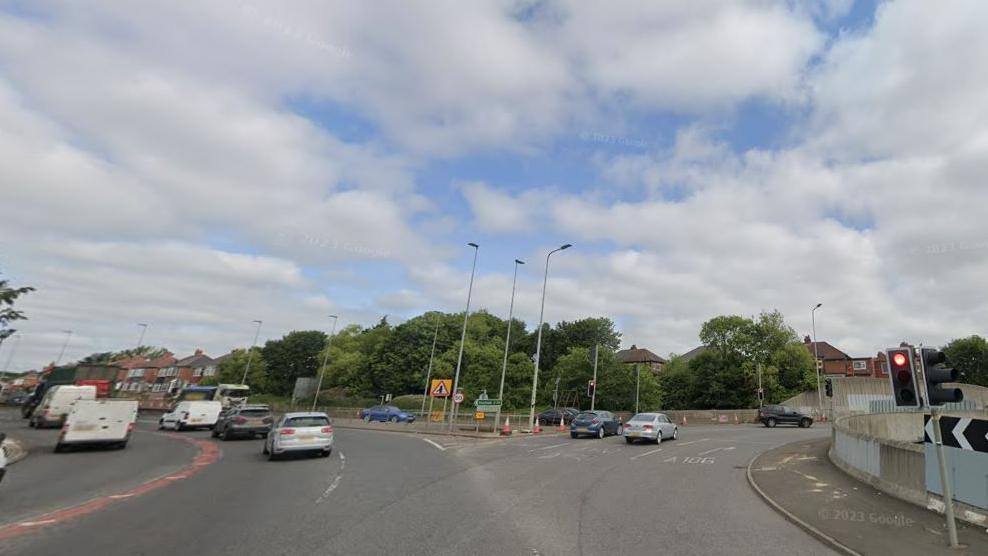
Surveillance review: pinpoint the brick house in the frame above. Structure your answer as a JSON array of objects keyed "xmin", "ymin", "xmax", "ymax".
[
  {"xmin": 616, "ymin": 345, "xmax": 667, "ymax": 373},
  {"xmin": 172, "ymin": 349, "xmax": 217, "ymax": 386},
  {"xmin": 802, "ymin": 336, "xmax": 887, "ymax": 379},
  {"xmin": 121, "ymin": 352, "xmax": 176, "ymax": 393}
]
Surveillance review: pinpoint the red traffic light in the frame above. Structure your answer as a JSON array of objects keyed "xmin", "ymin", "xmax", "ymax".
[{"xmin": 892, "ymin": 353, "xmax": 908, "ymax": 367}]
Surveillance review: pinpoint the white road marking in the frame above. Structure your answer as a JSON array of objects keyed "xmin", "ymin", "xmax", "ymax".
[
  {"xmin": 339, "ymin": 451, "xmax": 346, "ymax": 470},
  {"xmin": 673, "ymin": 439, "xmax": 709, "ymax": 447},
  {"xmin": 316, "ymin": 475, "xmax": 343, "ymax": 504},
  {"xmin": 422, "ymin": 438, "xmax": 447, "ymax": 451},
  {"xmin": 537, "ymin": 452, "xmax": 561, "ymax": 459},
  {"xmin": 535, "ymin": 442, "xmax": 570, "ymax": 451},
  {"xmin": 697, "ymin": 446, "xmax": 735, "ymax": 456},
  {"xmin": 109, "ymin": 494, "xmax": 135, "ymax": 499},
  {"xmin": 18, "ymin": 520, "xmax": 57, "ymax": 527},
  {"xmin": 630, "ymin": 448, "xmax": 664, "ymax": 460}
]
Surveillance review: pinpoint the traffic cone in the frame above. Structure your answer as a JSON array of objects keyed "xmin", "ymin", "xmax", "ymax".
[
  {"xmin": 534, "ymin": 418, "xmax": 542, "ymax": 434},
  {"xmin": 500, "ymin": 416, "xmax": 511, "ymax": 436},
  {"xmin": 681, "ymin": 415, "xmax": 688, "ymax": 426},
  {"xmin": 735, "ymin": 414, "xmax": 740, "ymax": 425},
  {"xmin": 558, "ymin": 416, "xmax": 567, "ymax": 432}
]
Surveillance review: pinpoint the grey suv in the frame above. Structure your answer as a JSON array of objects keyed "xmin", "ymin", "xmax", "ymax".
[
  {"xmin": 212, "ymin": 405, "xmax": 273, "ymax": 440},
  {"xmin": 758, "ymin": 405, "xmax": 813, "ymax": 428}
]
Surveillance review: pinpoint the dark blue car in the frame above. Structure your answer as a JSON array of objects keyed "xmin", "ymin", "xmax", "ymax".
[
  {"xmin": 359, "ymin": 405, "xmax": 416, "ymax": 423},
  {"xmin": 570, "ymin": 410, "xmax": 622, "ymax": 439}
]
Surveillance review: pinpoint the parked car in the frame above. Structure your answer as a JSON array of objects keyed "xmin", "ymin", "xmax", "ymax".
[
  {"xmin": 758, "ymin": 405, "xmax": 813, "ymax": 428},
  {"xmin": 2, "ymin": 393, "xmax": 28, "ymax": 406},
  {"xmin": 359, "ymin": 405, "xmax": 416, "ymax": 423},
  {"xmin": 29, "ymin": 385, "xmax": 97, "ymax": 428},
  {"xmin": 55, "ymin": 400, "xmax": 138, "ymax": 452},
  {"xmin": 570, "ymin": 410, "xmax": 622, "ymax": 439},
  {"xmin": 159, "ymin": 400, "xmax": 223, "ymax": 431},
  {"xmin": 537, "ymin": 407, "xmax": 580, "ymax": 426},
  {"xmin": 212, "ymin": 404, "xmax": 273, "ymax": 440},
  {"xmin": 264, "ymin": 412, "xmax": 334, "ymax": 460},
  {"xmin": 623, "ymin": 412, "xmax": 678, "ymax": 444}
]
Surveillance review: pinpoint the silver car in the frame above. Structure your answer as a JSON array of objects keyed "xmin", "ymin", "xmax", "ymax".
[
  {"xmin": 263, "ymin": 412, "xmax": 334, "ymax": 460},
  {"xmin": 623, "ymin": 412, "xmax": 678, "ymax": 444}
]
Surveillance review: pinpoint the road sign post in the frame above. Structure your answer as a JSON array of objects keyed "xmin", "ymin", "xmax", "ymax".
[{"xmin": 930, "ymin": 407, "xmax": 960, "ymax": 548}]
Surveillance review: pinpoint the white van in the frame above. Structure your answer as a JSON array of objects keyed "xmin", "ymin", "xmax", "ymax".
[
  {"xmin": 30, "ymin": 385, "xmax": 97, "ymax": 428},
  {"xmin": 159, "ymin": 400, "xmax": 223, "ymax": 431},
  {"xmin": 55, "ymin": 400, "xmax": 138, "ymax": 452},
  {"xmin": 0, "ymin": 432, "xmax": 8, "ymax": 485}
]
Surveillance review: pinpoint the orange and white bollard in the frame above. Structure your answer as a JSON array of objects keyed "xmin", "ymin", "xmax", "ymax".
[
  {"xmin": 500, "ymin": 416, "xmax": 512, "ymax": 436},
  {"xmin": 558, "ymin": 416, "xmax": 567, "ymax": 432},
  {"xmin": 533, "ymin": 418, "xmax": 542, "ymax": 434},
  {"xmin": 735, "ymin": 414, "xmax": 740, "ymax": 425},
  {"xmin": 681, "ymin": 415, "xmax": 688, "ymax": 426}
]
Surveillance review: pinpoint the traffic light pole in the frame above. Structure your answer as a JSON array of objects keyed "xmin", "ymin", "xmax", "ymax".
[{"xmin": 930, "ymin": 406, "xmax": 960, "ymax": 548}]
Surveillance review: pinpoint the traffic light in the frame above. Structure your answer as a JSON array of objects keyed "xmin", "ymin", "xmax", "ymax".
[
  {"xmin": 886, "ymin": 347, "xmax": 920, "ymax": 407},
  {"xmin": 587, "ymin": 380, "xmax": 596, "ymax": 398},
  {"xmin": 825, "ymin": 378, "xmax": 833, "ymax": 397},
  {"xmin": 921, "ymin": 348, "xmax": 963, "ymax": 406}
]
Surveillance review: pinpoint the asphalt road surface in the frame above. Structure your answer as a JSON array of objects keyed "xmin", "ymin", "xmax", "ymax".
[{"xmin": 1, "ymin": 409, "xmax": 836, "ymax": 556}]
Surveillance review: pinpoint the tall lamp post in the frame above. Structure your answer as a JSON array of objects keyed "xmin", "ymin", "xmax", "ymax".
[
  {"xmin": 528, "ymin": 244, "xmax": 572, "ymax": 430},
  {"xmin": 312, "ymin": 315, "xmax": 339, "ymax": 410},
  {"xmin": 135, "ymin": 323, "xmax": 149, "ymax": 351},
  {"xmin": 449, "ymin": 243, "xmax": 480, "ymax": 432},
  {"xmin": 55, "ymin": 330, "xmax": 73, "ymax": 365},
  {"xmin": 420, "ymin": 314, "xmax": 441, "ymax": 419},
  {"xmin": 241, "ymin": 320, "xmax": 263, "ymax": 385},
  {"xmin": 811, "ymin": 303, "xmax": 823, "ymax": 416},
  {"xmin": 495, "ymin": 259, "xmax": 524, "ymax": 429}
]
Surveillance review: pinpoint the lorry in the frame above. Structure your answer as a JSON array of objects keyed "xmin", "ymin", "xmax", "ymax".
[
  {"xmin": 21, "ymin": 364, "xmax": 117, "ymax": 418},
  {"xmin": 55, "ymin": 399, "xmax": 139, "ymax": 452}
]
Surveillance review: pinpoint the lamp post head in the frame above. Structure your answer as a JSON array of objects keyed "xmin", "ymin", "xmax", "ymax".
[
  {"xmin": 467, "ymin": 242, "xmax": 479, "ymax": 248},
  {"xmin": 329, "ymin": 314, "xmax": 338, "ymax": 319},
  {"xmin": 560, "ymin": 244, "xmax": 572, "ymax": 250},
  {"xmin": 814, "ymin": 303, "xmax": 822, "ymax": 310},
  {"xmin": 252, "ymin": 319, "xmax": 262, "ymax": 324},
  {"xmin": 515, "ymin": 259, "xmax": 525, "ymax": 265}
]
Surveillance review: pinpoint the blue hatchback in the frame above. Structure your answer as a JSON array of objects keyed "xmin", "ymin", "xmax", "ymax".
[{"xmin": 359, "ymin": 405, "xmax": 416, "ymax": 423}]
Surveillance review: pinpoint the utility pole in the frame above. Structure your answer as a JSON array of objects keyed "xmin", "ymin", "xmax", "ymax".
[
  {"xmin": 590, "ymin": 343, "xmax": 599, "ymax": 411},
  {"xmin": 421, "ymin": 314, "xmax": 441, "ymax": 419},
  {"xmin": 449, "ymin": 243, "xmax": 479, "ymax": 432}
]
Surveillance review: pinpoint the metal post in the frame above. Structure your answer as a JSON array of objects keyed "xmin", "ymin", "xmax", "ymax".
[
  {"xmin": 496, "ymin": 259, "xmax": 524, "ymax": 436},
  {"xmin": 529, "ymin": 244, "xmax": 572, "ymax": 430},
  {"xmin": 241, "ymin": 320, "xmax": 263, "ymax": 385},
  {"xmin": 931, "ymin": 407, "xmax": 960, "ymax": 548},
  {"xmin": 635, "ymin": 364, "xmax": 640, "ymax": 414},
  {"xmin": 312, "ymin": 315, "xmax": 339, "ymax": 411},
  {"xmin": 428, "ymin": 395, "xmax": 435, "ymax": 428},
  {"xmin": 590, "ymin": 343, "xmax": 599, "ymax": 411},
  {"xmin": 421, "ymin": 315, "xmax": 441, "ymax": 418},
  {"xmin": 450, "ymin": 243, "xmax": 479, "ymax": 432},
  {"xmin": 55, "ymin": 330, "xmax": 73, "ymax": 365},
  {"xmin": 758, "ymin": 362, "xmax": 763, "ymax": 408},
  {"xmin": 811, "ymin": 303, "xmax": 823, "ymax": 417},
  {"xmin": 135, "ymin": 323, "xmax": 148, "ymax": 351}
]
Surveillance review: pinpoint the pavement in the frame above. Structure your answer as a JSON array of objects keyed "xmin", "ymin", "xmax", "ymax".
[
  {"xmin": 0, "ymin": 405, "xmax": 840, "ymax": 556},
  {"xmin": 749, "ymin": 437, "xmax": 988, "ymax": 555}
]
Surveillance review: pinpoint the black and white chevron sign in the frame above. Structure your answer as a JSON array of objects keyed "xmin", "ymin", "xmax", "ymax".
[{"xmin": 924, "ymin": 414, "xmax": 988, "ymax": 453}]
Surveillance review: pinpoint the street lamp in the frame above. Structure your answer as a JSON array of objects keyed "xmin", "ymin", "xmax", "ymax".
[
  {"xmin": 449, "ymin": 243, "xmax": 480, "ymax": 431},
  {"xmin": 312, "ymin": 315, "xmax": 339, "ymax": 410},
  {"xmin": 528, "ymin": 243, "xmax": 572, "ymax": 430},
  {"xmin": 135, "ymin": 323, "xmax": 149, "ymax": 351},
  {"xmin": 495, "ymin": 259, "xmax": 525, "ymax": 429},
  {"xmin": 55, "ymin": 330, "xmax": 73, "ymax": 365},
  {"xmin": 811, "ymin": 303, "xmax": 823, "ymax": 415},
  {"xmin": 420, "ymin": 313, "xmax": 442, "ymax": 419},
  {"xmin": 241, "ymin": 320, "xmax": 263, "ymax": 385}
]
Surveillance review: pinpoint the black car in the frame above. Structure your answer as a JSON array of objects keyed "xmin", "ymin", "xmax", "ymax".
[
  {"xmin": 758, "ymin": 405, "xmax": 813, "ymax": 428},
  {"xmin": 212, "ymin": 405, "xmax": 273, "ymax": 440},
  {"xmin": 537, "ymin": 407, "xmax": 580, "ymax": 426}
]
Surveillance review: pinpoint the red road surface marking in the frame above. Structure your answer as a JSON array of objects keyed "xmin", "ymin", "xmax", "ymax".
[{"xmin": 0, "ymin": 434, "xmax": 220, "ymax": 541}]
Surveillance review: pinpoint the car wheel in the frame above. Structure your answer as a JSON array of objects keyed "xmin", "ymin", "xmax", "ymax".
[
  {"xmin": 222, "ymin": 428, "xmax": 233, "ymax": 441},
  {"xmin": 655, "ymin": 431, "xmax": 663, "ymax": 444},
  {"xmin": 571, "ymin": 432, "xmax": 578, "ymax": 439},
  {"xmin": 53, "ymin": 443, "xmax": 65, "ymax": 453},
  {"xmin": 363, "ymin": 415, "xmax": 371, "ymax": 422},
  {"xmin": 117, "ymin": 441, "xmax": 128, "ymax": 449},
  {"xmin": 389, "ymin": 416, "xmax": 399, "ymax": 423},
  {"xmin": 625, "ymin": 437, "xmax": 634, "ymax": 444},
  {"xmin": 767, "ymin": 418, "xmax": 777, "ymax": 428},
  {"xmin": 211, "ymin": 428, "xmax": 220, "ymax": 438},
  {"xmin": 597, "ymin": 427, "xmax": 605, "ymax": 439},
  {"xmin": 267, "ymin": 450, "xmax": 278, "ymax": 461},
  {"xmin": 262, "ymin": 442, "xmax": 269, "ymax": 455},
  {"xmin": 672, "ymin": 427, "xmax": 678, "ymax": 440},
  {"xmin": 321, "ymin": 448, "xmax": 332, "ymax": 458},
  {"xmin": 801, "ymin": 418, "xmax": 812, "ymax": 428}
]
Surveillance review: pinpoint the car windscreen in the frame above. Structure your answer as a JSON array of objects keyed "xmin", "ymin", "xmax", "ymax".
[{"xmin": 285, "ymin": 416, "xmax": 330, "ymax": 427}]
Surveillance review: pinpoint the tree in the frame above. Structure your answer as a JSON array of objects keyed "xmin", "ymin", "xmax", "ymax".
[
  {"xmin": 943, "ymin": 335, "xmax": 988, "ymax": 387},
  {"xmin": 216, "ymin": 348, "xmax": 268, "ymax": 391},
  {"xmin": 688, "ymin": 349, "xmax": 754, "ymax": 409},
  {"xmin": 0, "ymin": 276, "xmax": 35, "ymax": 348},
  {"xmin": 262, "ymin": 330, "xmax": 329, "ymax": 396},
  {"xmin": 658, "ymin": 357, "xmax": 694, "ymax": 410}
]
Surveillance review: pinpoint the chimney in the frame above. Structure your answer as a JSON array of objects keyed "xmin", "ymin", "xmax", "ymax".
[
  {"xmin": 630, "ymin": 344, "xmax": 637, "ymax": 350},
  {"xmin": 194, "ymin": 348, "xmax": 203, "ymax": 356},
  {"xmin": 803, "ymin": 335, "xmax": 812, "ymax": 344}
]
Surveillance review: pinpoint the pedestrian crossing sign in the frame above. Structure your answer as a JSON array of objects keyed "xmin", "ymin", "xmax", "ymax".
[{"xmin": 430, "ymin": 379, "xmax": 452, "ymax": 397}]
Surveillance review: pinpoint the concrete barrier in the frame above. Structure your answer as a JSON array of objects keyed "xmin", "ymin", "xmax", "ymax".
[{"xmin": 829, "ymin": 412, "xmax": 988, "ymax": 527}]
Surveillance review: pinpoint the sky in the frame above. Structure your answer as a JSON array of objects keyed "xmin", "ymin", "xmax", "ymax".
[{"xmin": 2, "ymin": 0, "xmax": 987, "ymax": 371}]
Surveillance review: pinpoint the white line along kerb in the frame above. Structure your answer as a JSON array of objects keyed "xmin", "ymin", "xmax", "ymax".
[
  {"xmin": 423, "ymin": 438, "xmax": 446, "ymax": 451},
  {"xmin": 953, "ymin": 418, "xmax": 973, "ymax": 452}
]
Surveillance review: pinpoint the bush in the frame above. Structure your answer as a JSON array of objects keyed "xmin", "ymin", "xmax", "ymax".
[{"xmin": 389, "ymin": 394, "xmax": 426, "ymax": 410}]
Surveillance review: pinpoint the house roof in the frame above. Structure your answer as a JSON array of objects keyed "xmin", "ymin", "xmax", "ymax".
[
  {"xmin": 616, "ymin": 345, "xmax": 667, "ymax": 365},
  {"xmin": 678, "ymin": 345, "xmax": 710, "ymax": 363},
  {"xmin": 143, "ymin": 352, "xmax": 177, "ymax": 369},
  {"xmin": 175, "ymin": 350, "xmax": 215, "ymax": 368},
  {"xmin": 802, "ymin": 337, "xmax": 851, "ymax": 360}
]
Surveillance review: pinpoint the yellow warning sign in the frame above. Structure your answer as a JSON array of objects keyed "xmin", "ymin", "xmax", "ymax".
[
  {"xmin": 431, "ymin": 411, "xmax": 444, "ymax": 422},
  {"xmin": 474, "ymin": 411, "xmax": 485, "ymax": 420},
  {"xmin": 430, "ymin": 379, "xmax": 452, "ymax": 397}
]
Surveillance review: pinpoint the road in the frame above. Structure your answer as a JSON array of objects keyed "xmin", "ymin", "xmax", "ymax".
[{"xmin": 1, "ymin": 409, "xmax": 835, "ymax": 555}]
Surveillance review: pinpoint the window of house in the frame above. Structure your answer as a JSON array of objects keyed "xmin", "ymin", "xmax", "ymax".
[{"xmin": 852, "ymin": 360, "xmax": 867, "ymax": 371}]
